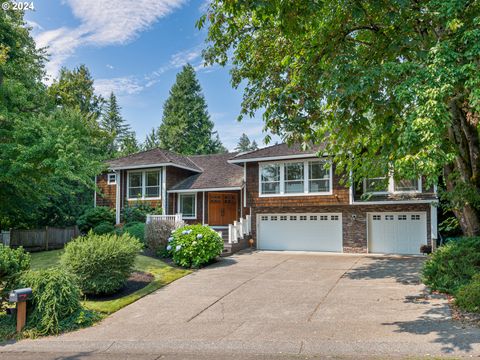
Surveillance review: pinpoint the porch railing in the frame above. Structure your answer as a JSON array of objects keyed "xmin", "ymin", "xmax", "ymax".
[
  {"xmin": 146, "ymin": 213, "xmax": 184, "ymax": 229},
  {"xmin": 227, "ymin": 214, "xmax": 251, "ymax": 244}
]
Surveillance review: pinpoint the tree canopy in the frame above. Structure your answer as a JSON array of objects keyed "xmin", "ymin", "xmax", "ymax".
[
  {"xmin": 0, "ymin": 10, "xmax": 105, "ymax": 229},
  {"xmin": 158, "ymin": 64, "xmax": 226, "ymax": 155},
  {"xmin": 200, "ymin": 0, "xmax": 480, "ymax": 235}
]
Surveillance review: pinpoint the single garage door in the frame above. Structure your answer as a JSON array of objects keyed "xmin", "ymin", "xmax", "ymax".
[
  {"xmin": 368, "ymin": 212, "xmax": 427, "ymax": 254},
  {"xmin": 257, "ymin": 213, "xmax": 343, "ymax": 252}
]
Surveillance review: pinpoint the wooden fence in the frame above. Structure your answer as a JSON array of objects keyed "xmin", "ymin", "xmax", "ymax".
[{"xmin": 1, "ymin": 226, "xmax": 80, "ymax": 252}]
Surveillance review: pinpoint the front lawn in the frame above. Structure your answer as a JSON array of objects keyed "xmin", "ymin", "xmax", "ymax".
[{"xmin": 30, "ymin": 249, "xmax": 190, "ymax": 314}]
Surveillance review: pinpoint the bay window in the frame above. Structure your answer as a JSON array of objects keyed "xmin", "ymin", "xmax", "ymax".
[
  {"xmin": 128, "ymin": 169, "xmax": 162, "ymax": 199},
  {"xmin": 179, "ymin": 193, "xmax": 196, "ymax": 219},
  {"xmin": 259, "ymin": 159, "xmax": 331, "ymax": 196}
]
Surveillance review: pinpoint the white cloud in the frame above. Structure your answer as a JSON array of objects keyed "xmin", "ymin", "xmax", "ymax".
[
  {"xmin": 25, "ymin": 20, "xmax": 44, "ymax": 31},
  {"xmin": 145, "ymin": 46, "xmax": 203, "ymax": 87},
  {"xmin": 35, "ymin": 0, "xmax": 186, "ymax": 80},
  {"xmin": 106, "ymin": 64, "xmax": 114, "ymax": 69},
  {"xmin": 94, "ymin": 77, "xmax": 144, "ymax": 97}
]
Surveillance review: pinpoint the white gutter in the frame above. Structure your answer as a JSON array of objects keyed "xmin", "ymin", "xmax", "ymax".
[
  {"xmin": 167, "ymin": 187, "xmax": 242, "ymax": 193},
  {"xmin": 351, "ymin": 199, "xmax": 438, "ymax": 205},
  {"xmin": 228, "ymin": 153, "xmax": 322, "ymax": 164}
]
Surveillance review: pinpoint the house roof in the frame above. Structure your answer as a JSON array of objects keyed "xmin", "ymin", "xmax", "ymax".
[
  {"xmin": 169, "ymin": 152, "xmax": 244, "ymax": 191},
  {"xmin": 108, "ymin": 148, "xmax": 202, "ymax": 172},
  {"xmin": 229, "ymin": 142, "xmax": 327, "ymax": 163}
]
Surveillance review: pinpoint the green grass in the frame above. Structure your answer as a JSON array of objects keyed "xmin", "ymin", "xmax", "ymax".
[
  {"xmin": 30, "ymin": 249, "xmax": 64, "ymax": 270},
  {"xmin": 29, "ymin": 249, "xmax": 190, "ymax": 314}
]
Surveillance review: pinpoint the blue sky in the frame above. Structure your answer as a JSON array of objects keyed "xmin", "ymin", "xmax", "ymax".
[{"xmin": 25, "ymin": 0, "xmax": 279, "ymax": 150}]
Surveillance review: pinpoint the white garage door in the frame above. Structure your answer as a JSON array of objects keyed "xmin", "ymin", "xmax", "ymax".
[
  {"xmin": 257, "ymin": 213, "xmax": 343, "ymax": 252},
  {"xmin": 368, "ymin": 212, "xmax": 427, "ymax": 254}
]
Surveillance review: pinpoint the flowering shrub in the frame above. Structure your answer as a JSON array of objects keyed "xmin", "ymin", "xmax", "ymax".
[{"xmin": 167, "ymin": 224, "xmax": 223, "ymax": 267}]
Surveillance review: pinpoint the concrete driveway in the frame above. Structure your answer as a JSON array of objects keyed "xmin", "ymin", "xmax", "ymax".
[{"xmin": 2, "ymin": 251, "xmax": 480, "ymax": 359}]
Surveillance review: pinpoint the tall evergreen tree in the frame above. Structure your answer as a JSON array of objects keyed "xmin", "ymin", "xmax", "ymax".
[
  {"xmin": 101, "ymin": 92, "xmax": 132, "ymax": 157},
  {"xmin": 158, "ymin": 64, "xmax": 225, "ymax": 154},
  {"xmin": 235, "ymin": 133, "xmax": 258, "ymax": 152},
  {"xmin": 143, "ymin": 128, "xmax": 160, "ymax": 150}
]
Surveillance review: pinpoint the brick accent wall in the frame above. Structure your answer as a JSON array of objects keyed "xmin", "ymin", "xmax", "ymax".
[{"xmin": 250, "ymin": 203, "xmax": 432, "ymax": 253}]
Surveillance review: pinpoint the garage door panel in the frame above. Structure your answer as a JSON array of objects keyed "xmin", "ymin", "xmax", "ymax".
[
  {"xmin": 258, "ymin": 213, "xmax": 343, "ymax": 252},
  {"xmin": 368, "ymin": 212, "xmax": 427, "ymax": 255}
]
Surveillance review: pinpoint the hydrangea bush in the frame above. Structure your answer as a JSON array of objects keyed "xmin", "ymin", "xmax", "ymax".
[{"xmin": 167, "ymin": 225, "xmax": 223, "ymax": 268}]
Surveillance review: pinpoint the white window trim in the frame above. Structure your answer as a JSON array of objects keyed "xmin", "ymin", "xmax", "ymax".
[
  {"xmin": 178, "ymin": 193, "xmax": 197, "ymax": 219},
  {"xmin": 363, "ymin": 176, "xmax": 422, "ymax": 195},
  {"xmin": 107, "ymin": 173, "xmax": 116, "ymax": 185},
  {"xmin": 127, "ymin": 168, "xmax": 162, "ymax": 200},
  {"xmin": 258, "ymin": 158, "xmax": 333, "ymax": 197}
]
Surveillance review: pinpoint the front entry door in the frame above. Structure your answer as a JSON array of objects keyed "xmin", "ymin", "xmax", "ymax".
[{"xmin": 208, "ymin": 193, "xmax": 238, "ymax": 226}]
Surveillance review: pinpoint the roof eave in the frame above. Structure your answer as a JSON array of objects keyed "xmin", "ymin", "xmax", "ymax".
[
  {"xmin": 109, "ymin": 163, "xmax": 201, "ymax": 173},
  {"xmin": 228, "ymin": 153, "xmax": 324, "ymax": 164}
]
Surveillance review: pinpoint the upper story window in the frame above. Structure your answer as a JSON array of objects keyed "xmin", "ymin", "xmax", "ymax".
[
  {"xmin": 107, "ymin": 173, "xmax": 116, "ymax": 185},
  {"xmin": 394, "ymin": 178, "xmax": 419, "ymax": 192},
  {"xmin": 261, "ymin": 164, "xmax": 281, "ymax": 194},
  {"xmin": 259, "ymin": 159, "xmax": 332, "ymax": 196},
  {"xmin": 284, "ymin": 162, "xmax": 304, "ymax": 193},
  {"xmin": 309, "ymin": 161, "xmax": 330, "ymax": 192},
  {"xmin": 364, "ymin": 176, "xmax": 421, "ymax": 194},
  {"xmin": 128, "ymin": 169, "xmax": 162, "ymax": 200}
]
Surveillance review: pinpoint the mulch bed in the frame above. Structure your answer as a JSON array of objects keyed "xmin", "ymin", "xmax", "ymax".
[{"xmin": 86, "ymin": 271, "xmax": 154, "ymax": 301}]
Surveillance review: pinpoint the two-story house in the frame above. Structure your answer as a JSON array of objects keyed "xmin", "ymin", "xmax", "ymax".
[{"xmin": 96, "ymin": 143, "xmax": 438, "ymax": 255}]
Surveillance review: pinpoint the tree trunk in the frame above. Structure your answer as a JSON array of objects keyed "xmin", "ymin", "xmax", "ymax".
[{"xmin": 446, "ymin": 97, "xmax": 480, "ymax": 236}]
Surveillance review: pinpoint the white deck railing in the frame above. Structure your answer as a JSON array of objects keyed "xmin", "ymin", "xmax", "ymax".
[
  {"xmin": 228, "ymin": 214, "xmax": 251, "ymax": 244},
  {"xmin": 146, "ymin": 213, "xmax": 184, "ymax": 228}
]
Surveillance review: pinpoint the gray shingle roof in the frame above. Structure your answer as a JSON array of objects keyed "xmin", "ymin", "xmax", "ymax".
[
  {"xmin": 229, "ymin": 142, "xmax": 326, "ymax": 162},
  {"xmin": 108, "ymin": 148, "xmax": 202, "ymax": 172},
  {"xmin": 170, "ymin": 152, "xmax": 244, "ymax": 191}
]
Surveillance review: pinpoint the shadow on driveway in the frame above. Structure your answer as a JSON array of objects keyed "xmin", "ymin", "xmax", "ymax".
[
  {"xmin": 384, "ymin": 304, "xmax": 480, "ymax": 353},
  {"xmin": 344, "ymin": 256, "xmax": 425, "ymax": 284}
]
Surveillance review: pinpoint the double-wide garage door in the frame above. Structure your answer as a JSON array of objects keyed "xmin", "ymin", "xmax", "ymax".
[
  {"xmin": 368, "ymin": 212, "xmax": 427, "ymax": 254},
  {"xmin": 257, "ymin": 213, "xmax": 343, "ymax": 252}
]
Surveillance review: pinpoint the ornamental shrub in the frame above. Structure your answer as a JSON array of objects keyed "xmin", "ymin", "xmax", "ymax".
[
  {"xmin": 145, "ymin": 220, "xmax": 175, "ymax": 255},
  {"xmin": 61, "ymin": 232, "xmax": 142, "ymax": 295},
  {"xmin": 92, "ymin": 222, "xmax": 115, "ymax": 235},
  {"xmin": 77, "ymin": 207, "xmax": 115, "ymax": 233},
  {"xmin": 0, "ymin": 245, "xmax": 30, "ymax": 298},
  {"xmin": 123, "ymin": 202, "xmax": 162, "ymax": 224},
  {"xmin": 455, "ymin": 274, "xmax": 480, "ymax": 313},
  {"xmin": 17, "ymin": 268, "xmax": 98, "ymax": 335},
  {"xmin": 168, "ymin": 225, "xmax": 223, "ymax": 268},
  {"xmin": 422, "ymin": 237, "xmax": 480, "ymax": 294},
  {"xmin": 123, "ymin": 222, "xmax": 145, "ymax": 244}
]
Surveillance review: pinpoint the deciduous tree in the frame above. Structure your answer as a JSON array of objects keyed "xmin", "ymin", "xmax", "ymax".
[{"xmin": 200, "ymin": 0, "xmax": 480, "ymax": 235}]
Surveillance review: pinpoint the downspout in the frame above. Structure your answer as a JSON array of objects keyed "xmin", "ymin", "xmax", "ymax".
[
  {"xmin": 94, "ymin": 176, "xmax": 97, "ymax": 208},
  {"xmin": 202, "ymin": 191, "xmax": 205, "ymax": 225},
  {"xmin": 161, "ymin": 167, "xmax": 167, "ymax": 213},
  {"xmin": 115, "ymin": 170, "xmax": 121, "ymax": 225}
]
